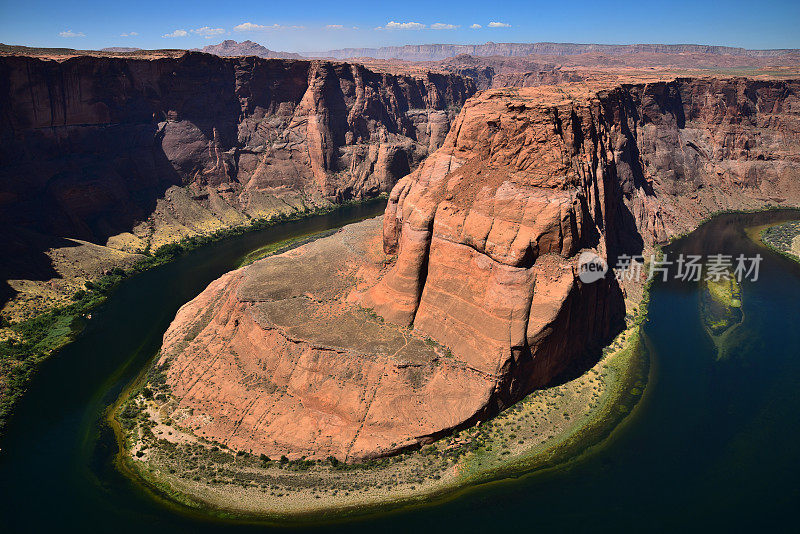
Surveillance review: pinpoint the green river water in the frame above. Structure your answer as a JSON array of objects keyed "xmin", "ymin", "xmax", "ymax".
[{"xmin": 1, "ymin": 206, "xmax": 799, "ymax": 533}]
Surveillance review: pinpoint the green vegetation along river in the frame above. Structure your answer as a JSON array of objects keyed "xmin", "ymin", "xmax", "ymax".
[{"xmin": 1, "ymin": 207, "xmax": 799, "ymax": 532}]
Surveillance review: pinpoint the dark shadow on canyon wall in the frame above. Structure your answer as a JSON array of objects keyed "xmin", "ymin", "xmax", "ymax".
[
  {"xmin": 496, "ymin": 272, "xmax": 628, "ymax": 412},
  {"xmin": 0, "ymin": 116, "xmax": 189, "ymax": 305},
  {"xmin": 0, "ymin": 229, "xmax": 82, "ymax": 309},
  {"xmin": 0, "ymin": 53, "xmax": 475, "ymax": 312},
  {"xmin": 607, "ymin": 199, "xmax": 646, "ymax": 267}
]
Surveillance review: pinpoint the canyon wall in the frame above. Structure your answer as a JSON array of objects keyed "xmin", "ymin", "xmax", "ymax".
[
  {"xmin": 310, "ymin": 42, "xmax": 800, "ymax": 62},
  {"xmin": 433, "ymin": 55, "xmax": 586, "ymax": 90},
  {"xmin": 0, "ymin": 53, "xmax": 474, "ymax": 249},
  {"xmin": 0, "ymin": 53, "xmax": 474, "ymax": 315},
  {"xmin": 154, "ymin": 77, "xmax": 799, "ymax": 461},
  {"xmin": 363, "ymin": 77, "xmax": 800, "ymax": 402}
]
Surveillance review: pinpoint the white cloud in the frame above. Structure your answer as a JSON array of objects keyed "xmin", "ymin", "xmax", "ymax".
[
  {"xmin": 162, "ymin": 27, "xmax": 225, "ymax": 39},
  {"xmin": 325, "ymin": 24, "xmax": 344, "ymax": 29},
  {"xmin": 234, "ymin": 22, "xmax": 301, "ymax": 32},
  {"xmin": 162, "ymin": 29, "xmax": 188, "ymax": 38},
  {"xmin": 488, "ymin": 21, "xmax": 511, "ymax": 28},
  {"xmin": 191, "ymin": 26, "xmax": 225, "ymax": 38},
  {"xmin": 430, "ymin": 23, "xmax": 458, "ymax": 30},
  {"xmin": 383, "ymin": 21, "xmax": 426, "ymax": 30},
  {"xmin": 120, "ymin": 32, "xmax": 138, "ymax": 37},
  {"xmin": 234, "ymin": 22, "xmax": 267, "ymax": 32},
  {"xmin": 59, "ymin": 30, "xmax": 85, "ymax": 38},
  {"xmin": 470, "ymin": 23, "xmax": 482, "ymax": 29}
]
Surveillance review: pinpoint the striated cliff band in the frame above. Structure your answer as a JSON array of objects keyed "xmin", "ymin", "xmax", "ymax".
[
  {"xmin": 308, "ymin": 42, "xmax": 800, "ymax": 62},
  {"xmin": 0, "ymin": 53, "xmax": 474, "ymax": 317},
  {"xmin": 150, "ymin": 78, "xmax": 800, "ymax": 462}
]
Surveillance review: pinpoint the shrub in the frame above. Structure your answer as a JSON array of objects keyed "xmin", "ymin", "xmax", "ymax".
[{"xmin": 154, "ymin": 243, "xmax": 184, "ymax": 259}]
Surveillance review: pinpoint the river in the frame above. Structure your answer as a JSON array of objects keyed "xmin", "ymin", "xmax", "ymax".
[{"xmin": 1, "ymin": 207, "xmax": 799, "ymax": 533}]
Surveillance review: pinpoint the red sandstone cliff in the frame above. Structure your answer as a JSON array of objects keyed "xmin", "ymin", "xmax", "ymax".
[
  {"xmin": 0, "ymin": 52, "xmax": 474, "ymax": 246},
  {"xmin": 152, "ymin": 77, "xmax": 800, "ymax": 462},
  {"xmin": 0, "ymin": 53, "xmax": 475, "ymax": 313},
  {"xmin": 364, "ymin": 78, "xmax": 800, "ymax": 398}
]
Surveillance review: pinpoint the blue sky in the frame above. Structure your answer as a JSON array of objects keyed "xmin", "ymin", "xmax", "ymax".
[{"xmin": 1, "ymin": 0, "xmax": 798, "ymax": 52}]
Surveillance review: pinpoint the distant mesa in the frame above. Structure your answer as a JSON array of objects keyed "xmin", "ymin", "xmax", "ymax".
[
  {"xmin": 196, "ymin": 39, "xmax": 303, "ymax": 59},
  {"xmin": 306, "ymin": 41, "xmax": 800, "ymax": 62},
  {"xmin": 100, "ymin": 47, "xmax": 142, "ymax": 53}
]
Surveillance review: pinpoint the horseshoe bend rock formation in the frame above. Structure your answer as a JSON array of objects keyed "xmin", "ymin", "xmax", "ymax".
[
  {"xmin": 364, "ymin": 77, "xmax": 800, "ymax": 401},
  {"xmin": 155, "ymin": 78, "xmax": 800, "ymax": 461},
  {"xmin": 158, "ymin": 214, "xmax": 620, "ymax": 462},
  {"xmin": 158, "ymin": 218, "xmax": 501, "ymax": 461}
]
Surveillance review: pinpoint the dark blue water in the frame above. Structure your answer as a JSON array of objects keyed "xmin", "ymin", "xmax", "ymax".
[{"xmin": 1, "ymin": 209, "xmax": 799, "ymax": 533}]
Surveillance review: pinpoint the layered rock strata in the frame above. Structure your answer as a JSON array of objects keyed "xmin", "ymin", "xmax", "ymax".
[
  {"xmin": 0, "ymin": 52, "xmax": 474, "ymax": 314},
  {"xmin": 156, "ymin": 78, "xmax": 800, "ymax": 461},
  {"xmin": 159, "ymin": 218, "xmax": 499, "ymax": 461},
  {"xmin": 0, "ymin": 53, "xmax": 474, "ymax": 249}
]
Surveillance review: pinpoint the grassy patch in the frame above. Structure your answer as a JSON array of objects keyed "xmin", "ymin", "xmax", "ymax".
[
  {"xmin": 706, "ymin": 277, "xmax": 742, "ymax": 308},
  {"xmin": 760, "ymin": 219, "xmax": 800, "ymax": 263},
  {"xmin": 0, "ymin": 268, "xmax": 128, "ymax": 429},
  {"xmin": 236, "ymin": 230, "xmax": 338, "ymax": 268}
]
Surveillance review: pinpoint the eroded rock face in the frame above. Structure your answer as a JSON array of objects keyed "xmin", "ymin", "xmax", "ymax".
[
  {"xmin": 601, "ymin": 78, "xmax": 800, "ymax": 244},
  {"xmin": 365, "ymin": 79, "xmax": 800, "ymax": 397},
  {"xmin": 0, "ymin": 52, "xmax": 475, "ymax": 314},
  {"xmin": 0, "ymin": 53, "xmax": 475, "ymax": 248},
  {"xmin": 159, "ymin": 219, "xmax": 497, "ymax": 461},
  {"xmin": 156, "ymin": 78, "xmax": 800, "ymax": 461},
  {"xmin": 432, "ymin": 54, "xmax": 586, "ymax": 90},
  {"xmin": 361, "ymin": 86, "xmax": 628, "ymax": 403}
]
